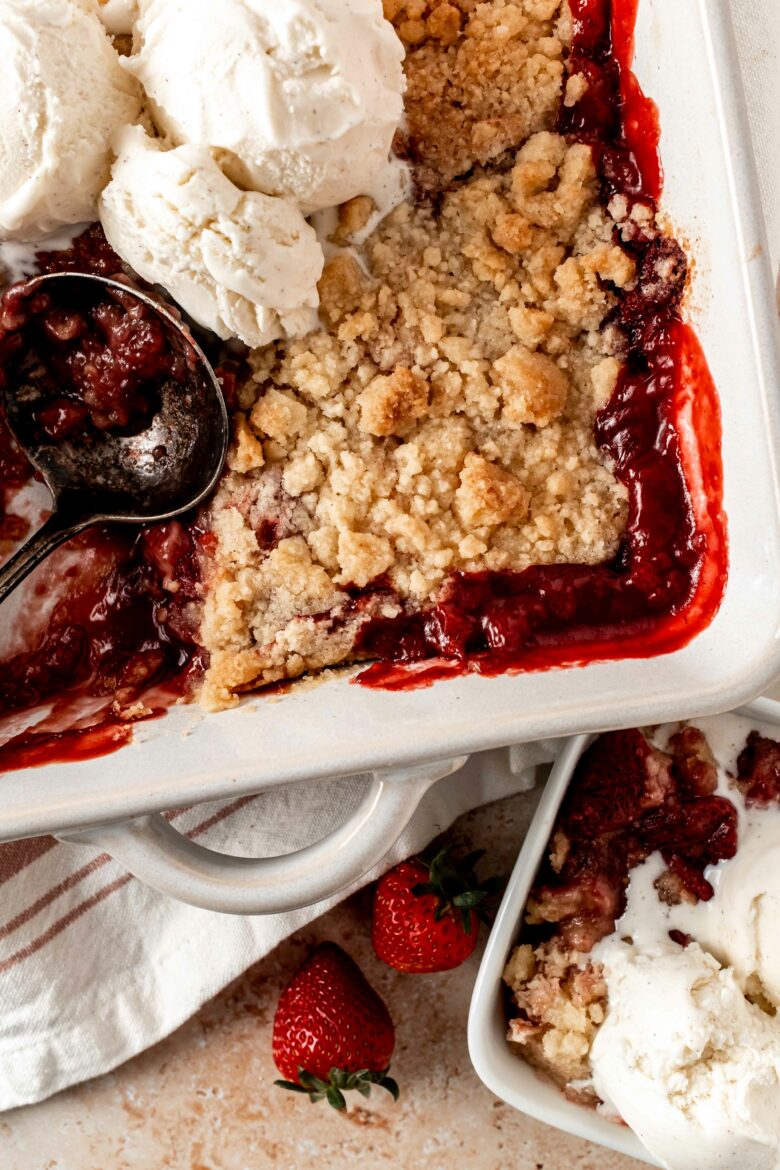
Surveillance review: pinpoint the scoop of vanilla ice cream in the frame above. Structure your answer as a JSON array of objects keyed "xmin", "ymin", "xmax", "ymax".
[
  {"xmin": 99, "ymin": 126, "xmax": 324, "ymax": 348},
  {"xmin": 612, "ymin": 738, "xmax": 780, "ymax": 1009},
  {"xmin": 591, "ymin": 942, "xmax": 780, "ymax": 1170},
  {"xmin": 95, "ymin": 0, "xmax": 137, "ymax": 35},
  {"xmin": 682, "ymin": 815, "xmax": 780, "ymax": 1006},
  {"xmin": 124, "ymin": 0, "xmax": 406, "ymax": 213},
  {"xmin": 0, "ymin": 0, "xmax": 141, "ymax": 239}
]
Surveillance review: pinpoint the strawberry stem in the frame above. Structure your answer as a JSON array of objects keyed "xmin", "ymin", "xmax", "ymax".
[
  {"xmin": 411, "ymin": 847, "xmax": 503, "ymax": 932},
  {"xmin": 275, "ymin": 1066, "xmax": 400, "ymax": 1110}
]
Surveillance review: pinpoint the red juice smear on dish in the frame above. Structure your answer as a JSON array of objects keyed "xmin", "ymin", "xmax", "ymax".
[
  {"xmin": 0, "ymin": 720, "xmax": 134, "ymax": 772},
  {"xmin": 0, "ymin": 663, "xmax": 201, "ymax": 774},
  {"xmin": 564, "ymin": 0, "xmax": 662, "ymax": 203},
  {"xmin": 0, "ymin": 522, "xmax": 201, "ymax": 716},
  {"xmin": 355, "ymin": 0, "xmax": 726, "ymax": 690},
  {"xmin": 0, "ymin": 518, "xmax": 205, "ymax": 770}
]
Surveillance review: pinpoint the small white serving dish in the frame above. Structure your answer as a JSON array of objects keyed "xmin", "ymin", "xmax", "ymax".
[
  {"xmin": 1, "ymin": 0, "xmax": 779, "ymax": 915},
  {"xmin": 468, "ymin": 697, "xmax": 780, "ymax": 1165}
]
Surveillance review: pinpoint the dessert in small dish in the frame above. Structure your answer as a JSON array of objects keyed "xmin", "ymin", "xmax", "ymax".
[
  {"xmin": 0, "ymin": 0, "xmax": 726, "ymax": 765},
  {"xmin": 500, "ymin": 712, "xmax": 780, "ymax": 1170}
]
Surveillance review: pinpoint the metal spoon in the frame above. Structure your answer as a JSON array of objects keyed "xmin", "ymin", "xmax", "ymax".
[{"xmin": 0, "ymin": 272, "xmax": 229, "ymax": 605}]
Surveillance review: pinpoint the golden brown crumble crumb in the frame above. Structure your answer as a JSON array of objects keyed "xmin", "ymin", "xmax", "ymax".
[
  {"xmin": 654, "ymin": 867, "xmax": 699, "ymax": 907},
  {"xmin": 425, "ymin": 1, "xmax": 462, "ymax": 43},
  {"xmin": 591, "ymin": 356, "xmax": 622, "ymax": 411},
  {"xmin": 198, "ymin": 1, "xmax": 635, "ymax": 710},
  {"xmin": 337, "ymin": 531, "xmax": 396, "ymax": 587},
  {"xmin": 227, "ymin": 413, "xmax": 265, "ymax": 474},
  {"xmin": 250, "ymin": 388, "xmax": 307, "ymax": 443},
  {"xmin": 503, "ymin": 940, "xmax": 607, "ymax": 1086},
  {"xmin": 564, "ymin": 71, "xmax": 589, "ymax": 107},
  {"xmin": 548, "ymin": 827, "xmax": 571, "ymax": 873},
  {"xmin": 454, "ymin": 453, "xmax": 530, "ymax": 528},
  {"xmin": 494, "ymin": 344, "xmax": 570, "ymax": 427},
  {"xmin": 511, "ymin": 134, "xmax": 597, "ymax": 236},
  {"xmin": 358, "ymin": 368, "xmax": 430, "ymax": 437},
  {"xmin": 492, "ymin": 211, "xmax": 534, "ymax": 255},
  {"xmin": 317, "ymin": 253, "xmax": 370, "ymax": 325},
  {"xmin": 334, "ymin": 195, "xmax": 376, "ymax": 243}
]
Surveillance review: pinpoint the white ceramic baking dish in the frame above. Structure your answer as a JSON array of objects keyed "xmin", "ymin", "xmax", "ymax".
[
  {"xmin": 467, "ymin": 696, "xmax": 780, "ymax": 1166},
  {"xmin": 1, "ymin": 0, "xmax": 779, "ymax": 915}
]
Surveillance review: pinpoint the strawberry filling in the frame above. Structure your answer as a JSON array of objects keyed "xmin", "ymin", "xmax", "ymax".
[
  {"xmin": 0, "ymin": 231, "xmax": 207, "ymax": 765},
  {"xmin": 526, "ymin": 728, "xmax": 739, "ymax": 954},
  {"xmin": 736, "ymin": 732, "xmax": 780, "ymax": 807},
  {"xmin": 0, "ymin": 272, "xmax": 185, "ymax": 440}
]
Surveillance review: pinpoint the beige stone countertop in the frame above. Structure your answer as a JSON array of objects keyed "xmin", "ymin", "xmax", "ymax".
[{"xmin": 0, "ymin": 790, "xmax": 642, "ymax": 1170}]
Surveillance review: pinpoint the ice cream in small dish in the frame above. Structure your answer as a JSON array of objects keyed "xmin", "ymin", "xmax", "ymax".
[{"xmin": 501, "ymin": 712, "xmax": 780, "ymax": 1170}]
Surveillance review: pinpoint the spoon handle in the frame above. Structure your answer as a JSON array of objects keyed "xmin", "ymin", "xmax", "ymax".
[{"xmin": 0, "ymin": 510, "xmax": 90, "ymax": 607}]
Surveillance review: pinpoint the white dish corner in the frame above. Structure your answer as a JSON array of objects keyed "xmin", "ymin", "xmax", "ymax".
[{"xmin": 467, "ymin": 698, "xmax": 780, "ymax": 1164}]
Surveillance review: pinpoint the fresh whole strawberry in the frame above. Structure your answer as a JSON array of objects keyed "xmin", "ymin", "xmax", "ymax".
[
  {"xmin": 273, "ymin": 942, "xmax": 398, "ymax": 1110},
  {"xmin": 372, "ymin": 848, "xmax": 502, "ymax": 974}
]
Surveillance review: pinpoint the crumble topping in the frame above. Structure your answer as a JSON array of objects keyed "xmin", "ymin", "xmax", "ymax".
[
  {"xmin": 388, "ymin": 0, "xmax": 568, "ymax": 192},
  {"xmin": 198, "ymin": 0, "xmax": 638, "ymax": 710}
]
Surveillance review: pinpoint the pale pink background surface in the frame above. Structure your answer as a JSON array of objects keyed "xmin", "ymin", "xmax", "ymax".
[{"xmin": 0, "ymin": 794, "xmax": 641, "ymax": 1170}]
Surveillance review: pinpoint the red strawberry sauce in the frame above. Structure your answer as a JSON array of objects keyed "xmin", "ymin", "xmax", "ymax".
[
  {"xmin": 0, "ymin": 0, "xmax": 727, "ymax": 768},
  {"xmin": 352, "ymin": 0, "xmax": 726, "ymax": 690},
  {"xmin": 526, "ymin": 727, "xmax": 780, "ymax": 957},
  {"xmin": 526, "ymin": 728, "xmax": 739, "ymax": 953}
]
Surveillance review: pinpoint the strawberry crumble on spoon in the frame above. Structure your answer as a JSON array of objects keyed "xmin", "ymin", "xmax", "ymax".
[{"xmin": 0, "ymin": 271, "xmax": 228, "ymax": 606}]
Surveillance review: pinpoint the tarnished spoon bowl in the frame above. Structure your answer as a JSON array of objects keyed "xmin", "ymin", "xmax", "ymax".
[{"xmin": 0, "ymin": 272, "xmax": 229, "ymax": 605}]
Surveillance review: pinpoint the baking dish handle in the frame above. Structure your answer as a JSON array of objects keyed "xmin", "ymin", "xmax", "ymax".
[{"xmin": 56, "ymin": 757, "xmax": 467, "ymax": 915}]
